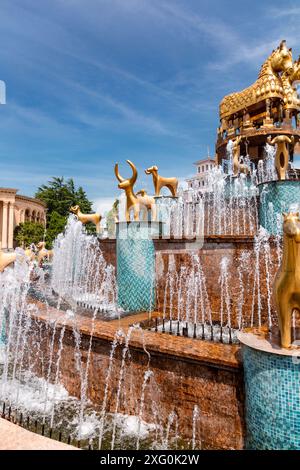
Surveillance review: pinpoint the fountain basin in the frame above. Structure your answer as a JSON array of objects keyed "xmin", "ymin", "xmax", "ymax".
[
  {"xmin": 24, "ymin": 298, "xmax": 245, "ymax": 449},
  {"xmin": 238, "ymin": 328, "xmax": 300, "ymax": 449}
]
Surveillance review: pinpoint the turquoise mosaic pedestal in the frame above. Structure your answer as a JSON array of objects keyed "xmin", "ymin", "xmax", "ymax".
[
  {"xmin": 239, "ymin": 331, "xmax": 300, "ymax": 449},
  {"xmin": 116, "ymin": 222, "xmax": 158, "ymax": 312},
  {"xmin": 258, "ymin": 180, "xmax": 300, "ymax": 235}
]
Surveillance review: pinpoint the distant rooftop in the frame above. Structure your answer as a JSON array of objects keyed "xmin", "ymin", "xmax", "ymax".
[{"xmin": 193, "ymin": 156, "xmax": 215, "ymax": 166}]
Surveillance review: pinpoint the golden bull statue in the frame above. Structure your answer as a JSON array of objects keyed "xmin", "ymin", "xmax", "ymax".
[
  {"xmin": 273, "ymin": 212, "xmax": 300, "ymax": 349},
  {"xmin": 145, "ymin": 165, "xmax": 178, "ymax": 197},
  {"xmin": 267, "ymin": 135, "xmax": 294, "ymax": 180},
  {"xmin": 70, "ymin": 205, "xmax": 102, "ymax": 233},
  {"xmin": 115, "ymin": 160, "xmax": 156, "ymax": 222}
]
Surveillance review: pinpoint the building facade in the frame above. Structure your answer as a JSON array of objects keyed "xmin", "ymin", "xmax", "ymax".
[
  {"xmin": 185, "ymin": 157, "xmax": 215, "ymax": 191},
  {"xmin": 0, "ymin": 188, "xmax": 46, "ymax": 251}
]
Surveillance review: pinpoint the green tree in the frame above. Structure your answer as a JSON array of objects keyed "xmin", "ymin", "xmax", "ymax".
[
  {"xmin": 45, "ymin": 211, "xmax": 67, "ymax": 248},
  {"xmin": 35, "ymin": 177, "xmax": 94, "ymax": 246},
  {"xmin": 35, "ymin": 177, "xmax": 93, "ymax": 217},
  {"xmin": 14, "ymin": 221, "xmax": 45, "ymax": 248}
]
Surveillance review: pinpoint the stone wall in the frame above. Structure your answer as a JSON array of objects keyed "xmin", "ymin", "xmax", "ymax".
[
  {"xmin": 99, "ymin": 236, "xmax": 281, "ymax": 329},
  {"xmin": 28, "ymin": 303, "xmax": 245, "ymax": 449}
]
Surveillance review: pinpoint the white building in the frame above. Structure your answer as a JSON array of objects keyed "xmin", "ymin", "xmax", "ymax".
[{"xmin": 185, "ymin": 156, "xmax": 215, "ymax": 191}]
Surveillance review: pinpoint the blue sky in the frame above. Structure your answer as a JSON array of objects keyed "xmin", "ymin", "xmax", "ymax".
[{"xmin": 1, "ymin": 0, "xmax": 300, "ymax": 213}]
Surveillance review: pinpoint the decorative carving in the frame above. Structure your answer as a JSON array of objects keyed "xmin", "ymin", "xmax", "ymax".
[
  {"xmin": 70, "ymin": 205, "xmax": 102, "ymax": 234},
  {"xmin": 145, "ymin": 165, "xmax": 178, "ymax": 197},
  {"xmin": 267, "ymin": 135, "xmax": 294, "ymax": 180},
  {"xmin": 273, "ymin": 212, "xmax": 300, "ymax": 348},
  {"xmin": 114, "ymin": 160, "xmax": 156, "ymax": 222}
]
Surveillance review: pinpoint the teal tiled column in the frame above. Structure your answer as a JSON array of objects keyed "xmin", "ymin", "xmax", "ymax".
[
  {"xmin": 116, "ymin": 222, "xmax": 157, "ymax": 312},
  {"xmin": 239, "ymin": 331, "xmax": 300, "ymax": 449},
  {"xmin": 259, "ymin": 180, "xmax": 300, "ymax": 235}
]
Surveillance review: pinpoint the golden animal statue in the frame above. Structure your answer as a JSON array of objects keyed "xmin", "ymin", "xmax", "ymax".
[
  {"xmin": 36, "ymin": 241, "xmax": 53, "ymax": 266},
  {"xmin": 24, "ymin": 246, "xmax": 36, "ymax": 262},
  {"xmin": 231, "ymin": 136, "xmax": 250, "ymax": 176},
  {"xmin": 267, "ymin": 135, "xmax": 294, "ymax": 180},
  {"xmin": 69, "ymin": 205, "xmax": 102, "ymax": 233},
  {"xmin": 281, "ymin": 56, "xmax": 300, "ymax": 111},
  {"xmin": 0, "ymin": 251, "xmax": 17, "ymax": 273},
  {"xmin": 145, "ymin": 165, "xmax": 178, "ymax": 197},
  {"xmin": 220, "ymin": 40, "xmax": 293, "ymax": 122},
  {"xmin": 273, "ymin": 212, "xmax": 300, "ymax": 349},
  {"xmin": 114, "ymin": 160, "xmax": 156, "ymax": 221}
]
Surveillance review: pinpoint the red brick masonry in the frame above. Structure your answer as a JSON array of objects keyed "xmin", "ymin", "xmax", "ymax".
[{"xmin": 28, "ymin": 300, "xmax": 245, "ymax": 449}]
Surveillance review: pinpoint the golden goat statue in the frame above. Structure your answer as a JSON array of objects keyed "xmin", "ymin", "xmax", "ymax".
[
  {"xmin": 0, "ymin": 247, "xmax": 35, "ymax": 272},
  {"xmin": 0, "ymin": 251, "xmax": 17, "ymax": 273},
  {"xmin": 267, "ymin": 135, "xmax": 294, "ymax": 180},
  {"xmin": 115, "ymin": 160, "xmax": 156, "ymax": 222},
  {"xmin": 145, "ymin": 165, "xmax": 178, "ymax": 197},
  {"xmin": 36, "ymin": 241, "xmax": 53, "ymax": 266},
  {"xmin": 273, "ymin": 212, "xmax": 300, "ymax": 349},
  {"xmin": 69, "ymin": 205, "xmax": 102, "ymax": 234},
  {"xmin": 232, "ymin": 137, "xmax": 250, "ymax": 176}
]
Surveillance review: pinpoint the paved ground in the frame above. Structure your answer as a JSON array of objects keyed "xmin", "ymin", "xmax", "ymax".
[{"xmin": 0, "ymin": 418, "xmax": 77, "ymax": 450}]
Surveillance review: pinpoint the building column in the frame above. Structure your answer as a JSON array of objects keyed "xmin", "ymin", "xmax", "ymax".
[
  {"xmin": 8, "ymin": 202, "xmax": 14, "ymax": 250},
  {"xmin": 1, "ymin": 202, "xmax": 8, "ymax": 250}
]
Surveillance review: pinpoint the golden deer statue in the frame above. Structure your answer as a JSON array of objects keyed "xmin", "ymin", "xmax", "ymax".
[
  {"xmin": 0, "ymin": 251, "xmax": 17, "ymax": 273},
  {"xmin": 69, "ymin": 205, "xmax": 102, "ymax": 233},
  {"xmin": 145, "ymin": 165, "xmax": 178, "ymax": 197},
  {"xmin": 267, "ymin": 135, "xmax": 294, "ymax": 180},
  {"xmin": 273, "ymin": 212, "xmax": 300, "ymax": 349},
  {"xmin": 232, "ymin": 137, "xmax": 249, "ymax": 176},
  {"xmin": 115, "ymin": 160, "xmax": 156, "ymax": 221},
  {"xmin": 36, "ymin": 241, "xmax": 53, "ymax": 266}
]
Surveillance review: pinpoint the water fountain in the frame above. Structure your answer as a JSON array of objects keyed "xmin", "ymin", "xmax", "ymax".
[{"xmin": 2, "ymin": 39, "xmax": 300, "ymax": 451}]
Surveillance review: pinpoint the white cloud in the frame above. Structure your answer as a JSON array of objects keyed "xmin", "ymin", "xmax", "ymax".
[{"xmin": 93, "ymin": 197, "xmax": 116, "ymax": 216}]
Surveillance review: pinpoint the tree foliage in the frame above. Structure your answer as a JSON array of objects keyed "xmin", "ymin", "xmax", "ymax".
[
  {"xmin": 14, "ymin": 221, "xmax": 45, "ymax": 248},
  {"xmin": 35, "ymin": 177, "xmax": 92, "ymax": 217},
  {"xmin": 35, "ymin": 177, "xmax": 94, "ymax": 247}
]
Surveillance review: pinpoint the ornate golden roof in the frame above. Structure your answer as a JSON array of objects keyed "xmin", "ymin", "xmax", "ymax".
[{"xmin": 219, "ymin": 40, "xmax": 300, "ymax": 120}]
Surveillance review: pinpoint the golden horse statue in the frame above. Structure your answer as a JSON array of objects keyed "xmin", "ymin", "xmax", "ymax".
[
  {"xmin": 267, "ymin": 135, "xmax": 294, "ymax": 180},
  {"xmin": 70, "ymin": 205, "xmax": 102, "ymax": 234},
  {"xmin": 145, "ymin": 165, "xmax": 178, "ymax": 197},
  {"xmin": 281, "ymin": 56, "xmax": 300, "ymax": 111},
  {"xmin": 114, "ymin": 160, "xmax": 156, "ymax": 221},
  {"xmin": 220, "ymin": 40, "xmax": 293, "ymax": 122},
  {"xmin": 231, "ymin": 136, "xmax": 250, "ymax": 176},
  {"xmin": 273, "ymin": 212, "xmax": 300, "ymax": 349}
]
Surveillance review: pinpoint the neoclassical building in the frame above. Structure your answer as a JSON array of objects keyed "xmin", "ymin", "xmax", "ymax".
[{"xmin": 0, "ymin": 188, "xmax": 46, "ymax": 251}]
